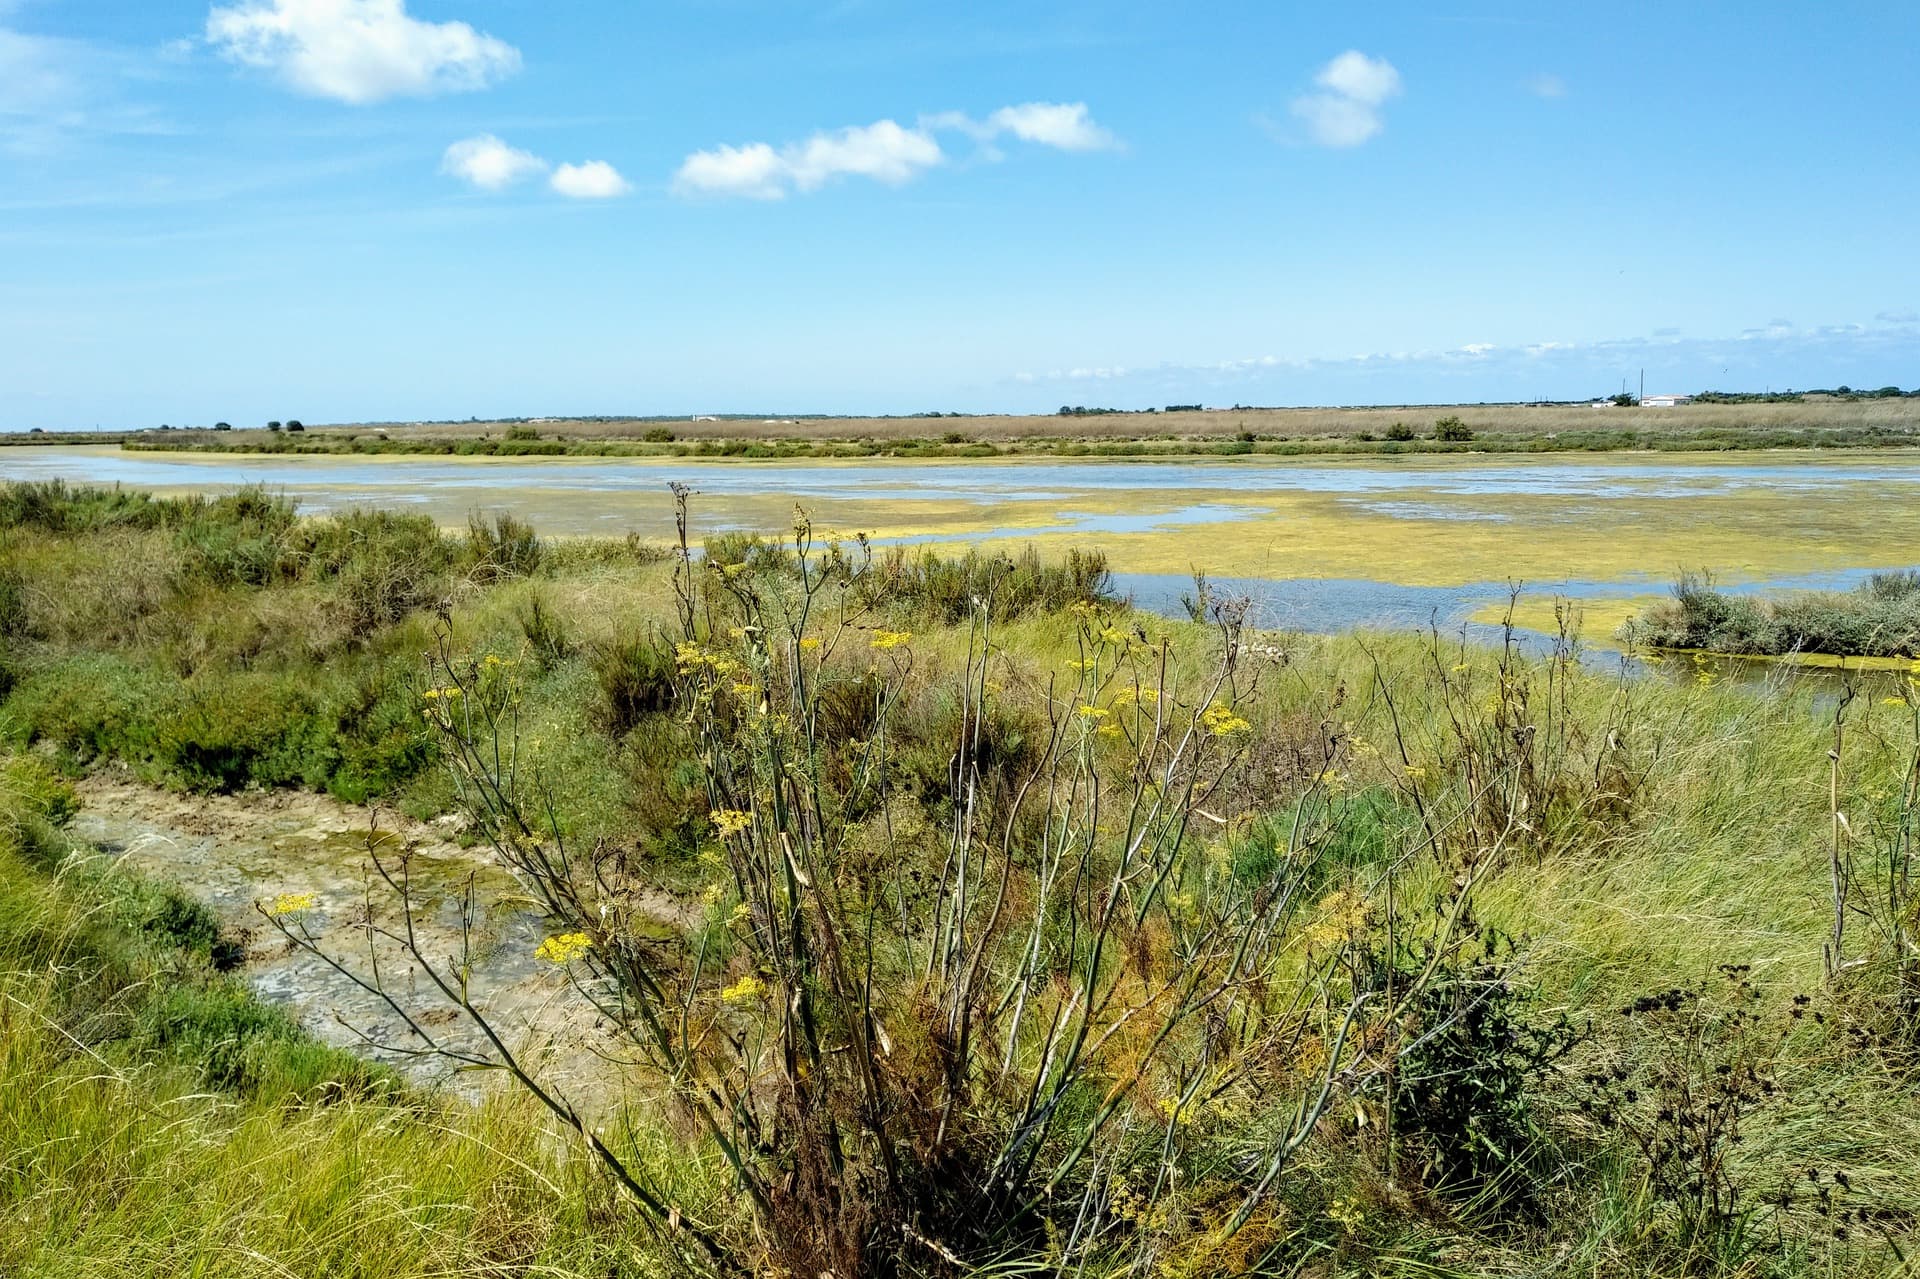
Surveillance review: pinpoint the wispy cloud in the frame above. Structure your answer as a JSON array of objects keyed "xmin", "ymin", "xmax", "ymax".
[
  {"xmin": 1877, "ymin": 308, "xmax": 1918, "ymax": 324},
  {"xmin": 440, "ymin": 133, "xmax": 629, "ymax": 199},
  {"xmin": 0, "ymin": 27, "xmax": 80, "ymax": 142},
  {"xmin": 206, "ymin": 0, "xmax": 520, "ymax": 105},
  {"xmin": 1009, "ymin": 318, "xmax": 1920, "ymax": 396},
  {"xmin": 671, "ymin": 101, "xmax": 1116, "ymax": 200},
  {"xmin": 0, "ymin": 24, "xmax": 174, "ymax": 153},
  {"xmin": 1525, "ymin": 72, "xmax": 1567, "ymax": 99},
  {"xmin": 1288, "ymin": 50, "xmax": 1402, "ymax": 148}
]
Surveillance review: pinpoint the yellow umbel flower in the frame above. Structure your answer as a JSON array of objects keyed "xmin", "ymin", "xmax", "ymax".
[
  {"xmin": 267, "ymin": 892, "xmax": 317, "ymax": 917},
  {"xmin": 710, "ymin": 809, "xmax": 753, "ymax": 838},
  {"xmin": 721, "ymin": 974, "xmax": 766, "ymax": 1004},
  {"xmin": 1199, "ymin": 703, "xmax": 1251, "ymax": 736},
  {"xmin": 870, "ymin": 630, "xmax": 912, "ymax": 650},
  {"xmin": 535, "ymin": 932, "xmax": 592, "ymax": 965}
]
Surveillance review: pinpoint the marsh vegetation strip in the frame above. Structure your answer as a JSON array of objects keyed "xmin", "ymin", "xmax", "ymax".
[{"xmin": 9, "ymin": 445, "xmax": 1920, "ymax": 589}]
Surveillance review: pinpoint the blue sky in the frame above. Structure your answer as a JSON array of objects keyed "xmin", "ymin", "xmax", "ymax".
[{"xmin": 2, "ymin": 0, "xmax": 1916, "ymax": 429}]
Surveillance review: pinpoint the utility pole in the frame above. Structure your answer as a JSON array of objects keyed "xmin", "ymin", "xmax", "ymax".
[{"xmin": 1639, "ymin": 368, "xmax": 1645, "ymax": 403}]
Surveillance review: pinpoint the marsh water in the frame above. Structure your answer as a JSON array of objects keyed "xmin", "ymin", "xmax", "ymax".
[
  {"xmin": 70, "ymin": 776, "xmax": 621, "ymax": 1098},
  {"xmin": 8, "ymin": 444, "xmax": 1920, "ymax": 513},
  {"xmin": 9, "ymin": 444, "xmax": 1919, "ymax": 649}
]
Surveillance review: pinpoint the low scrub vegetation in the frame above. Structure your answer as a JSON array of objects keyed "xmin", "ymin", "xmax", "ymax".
[{"xmin": 1627, "ymin": 570, "xmax": 1920, "ymax": 658}]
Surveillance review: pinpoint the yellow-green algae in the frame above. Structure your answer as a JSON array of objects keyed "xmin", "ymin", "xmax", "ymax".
[
  {"xmin": 14, "ymin": 445, "xmax": 1920, "ymax": 589},
  {"xmin": 1466, "ymin": 594, "xmax": 1665, "ymax": 642}
]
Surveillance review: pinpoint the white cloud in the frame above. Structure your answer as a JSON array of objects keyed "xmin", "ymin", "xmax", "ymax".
[
  {"xmin": 671, "ymin": 141, "xmax": 787, "ymax": 200},
  {"xmin": 436, "ymin": 135, "xmax": 628, "ymax": 199},
  {"xmin": 441, "ymin": 132, "xmax": 545, "ymax": 190},
  {"xmin": 1290, "ymin": 94, "xmax": 1386, "ymax": 148},
  {"xmin": 674, "ymin": 118, "xmax": 941, "ymax": 200},
  {"xmin": 786, "ymin": 120, "xmax": 941, "ymax": 189},
  {"xmin": 549, "ymin": 159, "xmax": 630, "ymax": 199},
  {"xmin": 1525, "ymin": 72, "xmax": 1567, "ymax": 99},
  {"xmin": 985, "ymin": 101, "xmax": 1117, "ymax": 151},
  {"xmin": 1289, "ymin": 50, "xmax": 1401, "ymax": 148},
  {"xmin": 206, "ymin": 0, "xmax": 521, "ymax": 105},
  {"xmin": 672, "ymin": 101, "xmax": 1116, "ymax": 201},
  {"xmin": 1315, "ymin": 50, "xmax": 1402, "ymax": 106}
]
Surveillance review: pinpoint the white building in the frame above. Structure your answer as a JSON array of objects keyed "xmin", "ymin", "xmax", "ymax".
[{"xmin": 1641, "ymin": 394, "xmax": 1694, "ymax": 408}]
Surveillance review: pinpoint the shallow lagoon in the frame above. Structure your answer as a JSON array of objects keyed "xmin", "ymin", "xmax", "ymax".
[{"xmin": 9, "ymin": 445, "xmax": 1919, "ymax": 649}]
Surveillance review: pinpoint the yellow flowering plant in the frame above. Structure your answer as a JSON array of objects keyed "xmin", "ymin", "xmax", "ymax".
[{"xmin": 535, "ymin": 932, "xmax": 593, "ymax": 965}]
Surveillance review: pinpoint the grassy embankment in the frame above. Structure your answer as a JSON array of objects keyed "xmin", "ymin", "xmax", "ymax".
[
  {"xmin": 26, "ymin": 396, "xmax": 1920, "ymax": 461},
  {"xmin": 6, "ymin": 479, "xmax": 1920, "ymax": 1275}
]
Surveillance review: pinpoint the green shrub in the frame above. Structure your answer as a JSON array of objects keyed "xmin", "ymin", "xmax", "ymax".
[
  {"xmin": 0, "ymin": 562, "xmax": 27, "ymax": 639},
  {"xmin": 2, "ymin": 653, "xmax": 178, "ymax": 767},
  {"xmin": 0, "ymin": 754, "xmax": 79, "ymax": 861},
  {"xmin": 286, "ymin": 508, "xmax": 452, "ymax": 637},
  {"xmin": 642, "ymin": 426, "xmax": 675, "ymax": 443},
  {"xmin": 1433, "ymin": 415, "xmax": 1475, "ymax": 442},
  {"xmin": 591, "ymin": 631, "xmax": 678, "ymax": 737},
  {"xmin": 152, "ymin": 676, "xmax": 331, "ymax": 792},
  {"xmin": 519, "ymin": 592, "xmax": 576, "ymax": 668},
  {"xmin": 5, "ymin": 653, "xmax": 429, "ymax": 798},
  {"xmin": 703, "ymin": 530, "xmax": 788, "ymax": 573},
  {"xmin": 1867, "ymin": 569, "xmax": 1920, "ymax": 600},
  {"xmin": 164, "ymin": 487, "xmax": 302, "ymax": 590},
  {"xmin": 1630, "ymin": 570, "xmax": 1920, "ymax": 657},
  {"xmin": 1385, "ymin": 421, "xmax": 1415, "ymax": 441},
  {"xmin": 0, "ymin": 479, "xmax": 172, "ymax": 533},
  {"xmin": 465, "ymin": 511, "xmax": 543, "ymax": 583},
  {"xmin": 322, "ymin": 666, "xmax": 436, "ymax": 802},
  {"xmin": 1370, "ymin": 921, "xmax": 1582, "ymax": 1207},
  {"xmin": 854, "ymin": 545, "xmax": 1113, "ymax": 625}
]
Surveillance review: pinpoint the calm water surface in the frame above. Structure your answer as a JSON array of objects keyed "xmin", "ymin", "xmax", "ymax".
[{"xmin": 7, "ymin": 445, "xmax": 1920, "ymax": 503}]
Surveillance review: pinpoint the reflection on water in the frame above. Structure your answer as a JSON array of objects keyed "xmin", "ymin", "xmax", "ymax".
[{"xmin": 1115, "ymin": 567, "xmax": 1906, "ymax": 646}]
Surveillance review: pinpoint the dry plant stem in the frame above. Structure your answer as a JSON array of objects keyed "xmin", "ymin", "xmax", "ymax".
[{"xmin": 1828, "ymin": 685, "xmax": 1856, "ymax": 982}]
